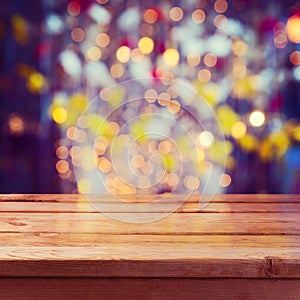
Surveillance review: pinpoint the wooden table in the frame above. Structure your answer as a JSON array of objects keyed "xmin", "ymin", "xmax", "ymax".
[{"xmin": 1, "ymin": 194, "xmax": 300, "ymax": 299}]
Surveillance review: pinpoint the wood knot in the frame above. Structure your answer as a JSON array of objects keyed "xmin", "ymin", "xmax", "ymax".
[
  {"xmin": 9, "ymin": 221, "xmax": 27, "ymax": 226},
  {"xmin": 265, "ymin": 256, "xmax": 275, "ymax": 278}
]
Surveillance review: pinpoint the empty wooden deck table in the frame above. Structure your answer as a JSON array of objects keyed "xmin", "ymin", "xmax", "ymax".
[{"xmin": 1, "ymin": 194, "xmax": 300, "ymax": 299}]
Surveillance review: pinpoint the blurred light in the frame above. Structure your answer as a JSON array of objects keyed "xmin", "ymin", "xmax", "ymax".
[
  {"xmin": 293, "ymin": 66, "xmax": 300, "ymax": 80},
  {"xmin": 141, "ymin": 161, "xmax": 153, "ymax": 175},
  {"xmin": 70, "ymin": 146, "xmax": 82, "ymax": 168},
  {"xmin": 87, "ymin": 46, "xmax": 102, "ymax": 61},
  {"xmin": 161, "ymin": 71, "xmax": 174, "ymax": 84},
  {"xmin": 147, "ymin": 141, "xmax": 157, "ymax": 153},
  {"xmin": 59, "ymin": 50, "xmax": 81, "ymax": 78},
  {"xmin": 159, "ymin": 140, "xmax": 172, "ymax": 154},
  {"xmin": 16, "ymin": 63, "xmax": 34, "ymax": 77},
  {"xmin": 199, "ymin": 161, "xmax": 212, "ymax": 174},
  {"xmin": 56, "ymin": 160, "xmax": 69, "ymax": 173},
  {"xmin": 167, "ymin": 85, "xmax": 179, "ymax": 98},
  {"xmin": 198, "ymin": 131, "xmax": 214, "ymax": 147},
  {"xmin": 107, "ymin": 122, "xmax": 120, "ymax": 135},
  {"xmin": 81, "ymin": 147, "xmax": 96, "ymax": 171},
  {"xmin": 249, "ymin": 111, "xmax": 265, "ymax": 127},
  {"xmin": 56, "ymin": 146, "xmax": 69, "ymax": 159},
  {"xmin": 166, "ymin": 173, "xmax": 179, "ymax": 187},
  {"xmin": 78, "ymin": 178, "xmax": 92, "ymax": 194},
  {"xmin": 286, "ymin": 15, "xmax": 300, "ymax": 43},
  {"xmin": 100, "ymin": 87, "xmax": 112, "ymax": 101},
  {"xmin": 167, "ymin": 100, "xmax": 181, "ymax": 114},
  {"xmin": 144, "ymin": 89, "xmax": 158, "ymax": 103},
  {"xmin": 116, "ymin": 134, "xmax": 131, "ymax": 148},
  {"xmin": 98, "ymin": 157, "xmax": 112, "ymax": 173},
  {"xmin": 95, "ymin": 136, "xmax": 109, "ymax": 155},
  {"xmin": 138, "ymin": 37, "xmax": 154, "ymax": 55},
  {"xmin": 233, "ymin": 57, "xmax": 247, "ymax": 79},
  {"xmin": 65, "ymin": 16, "xmax": 78, "ymax": 29},
  {"xmin": 293, "ymin": 126, "xmax": 300, "ymax": 141},
  {"xmin": 197, "ymin": 69, "xmax": 211, "ymax": 83},
  {"xmin": 84, "ymin": 61, "xmax": 114, "ymax": 87},
  {"xmin": 163, "ymin": 48, "xmax": 180, "ymax": 66},
  {"xmin": 71, "ymin": 27, "xmax": 85, "ymax": 42},
  {"xmin": 11, "ymin": 14, "xmax": 28, "ymax": 45},
  {"xmin": 96, "ymin": 33, "xmax": 110, "ymax": 47},
  {"xmin": 290, "ymin": 51, "xmax": 300, "ymax": 65},
  {"xmin": 219, "ymin": 173, "xmax": 231, "ymax": 187},
  {"xmin": 96, "ymin": 0, "xmax": 109, "ymax": 4},
  {"xmin": 131, "ymin": 154, "xmax": 145, "ymax": 168},
  {"xmin": 155, "ymin": 66, "xmax": 164, "ymax": 77},
  {"xmin": 27, "ymin": 72, "xmax": 47, "ymax": 93},
  {"xmin": 158, "ymin": 92, "xmax": 171, "ymax": 106},
  {"xmin": 223, "ymin": 19, "xmax": 244, "ymax": 35},
  {"xmin": 274, "ymin": 33, "xmax": 287, "ymax": 48},
  {"xmin": 143, "ymin": 9, "xmax": 158, "ymax": 24},
  {"xmin": 116, "ymin": 46, "xmax": 131, "ymax": 63},
  {"xmin": 187, "ymin": 53, "xmax": 201, "ymax": 66},
  {"xmin": 231, "ymin": 121, "xmax": 247, "ymax": 139},
  {"xmin": 67, "ymin": 1, "xmax": 81, "ymax": 17},
  {"xmin": 52, "ymin": 107, "xmax": 68, "ymax": 124},
  {"xmin": 118, "ymin": 7, "xmax": 140, "ymax": 30},
  {"xmin": 110, "ymin": 63, "xmax": 124, "ymax": 78},
  {"xmin": 46, "ymin": 14, "xmax": 64, "ymax": 34},
  {"xmin": 206, "ymin": 35, "xmax": 232, "ymax": 57},
  {"xmin": 59, "ymin": 170, "xmax": 71, "ymax": 180},
  {"xmin": 214, "ymin": 14, "xmax": 227, "ymax": 29},
  {"xmin": 214, "ymin": 0, "xmax": 228, "ymax": 13},
  {"xmin": 69, "ymin": 93, "xmax": 87, "ymax": 111},
  {"xmin": 184, "ymin": 175, "xmax": 200, "ymax": 190},
  {"xmin": 203, "ymin": 53, "xmax": 217, "ymax": 67},
  {"xmin": 140, "ymin": 23, "xmax": 154, "ymax": 36},
  {"xmin": 232, "ymin": 40, "xmax": 247, "ymax": 56},
  {"xmin": 192, "ymin": 9, "xmax": 206, "ymax": 24},
  {"xmin": 88, "ymin": 4, "xmax": 111, "ymax": 25},
  {"xmin": 67, "ymin": 126, "xmax": 79, "ymax": 140},
  {"xmin": 239, "ymin": 133, "xmax": 257, "ymax": 152},
  {"xmin": 169, "ymin": 7, "xmax": 184, "ymax": 22},
  {"xmin": 8, "ymin": 114, "xmax": 25, "ymax": 135},
  {"xmin": 130, "ymin": 48, "xmax": 144, "ymax": 62},
  {"xmin": 75, "ymin": 129, "xmax": 87, "ymax": 143}
]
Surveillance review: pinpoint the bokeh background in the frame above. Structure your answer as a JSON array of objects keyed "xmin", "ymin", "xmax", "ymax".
[{"xmin": 1, "ymin": 0, "xmax": 300, "ymax": 194}]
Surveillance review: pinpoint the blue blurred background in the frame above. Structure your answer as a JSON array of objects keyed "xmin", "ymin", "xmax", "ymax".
[{"xmin": 1, "ymin": 0, "xmax": 300, "ymax": 194}]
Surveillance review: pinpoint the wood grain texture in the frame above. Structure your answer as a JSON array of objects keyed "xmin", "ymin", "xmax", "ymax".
[
  {"xmin": 0, "ymin": 212, "xmax": 298, "ymax": 234},
  {"xmin": 1, "ymin": 278, "xmax": 300, "ymax": 300},
  {"xmin": 1, "ymin": 201, "xmax": 300, "ymax": 213},
  {"xmin": 0, "ymin": 194, "xmax": 300, "ymax": 281},
  {"xmin": 1, "ymin": 193, "xmax": 300, "ymax": 203}
]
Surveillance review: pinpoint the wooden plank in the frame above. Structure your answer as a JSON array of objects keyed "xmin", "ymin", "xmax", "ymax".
[
  {"xmin": 1, "ymin": 233, "xmax": 299, "ymax": 247},
  {"xmin": 0, "ymin": 194, "xmax": 300, "ymax": 280},
  {"xmin": 1, "ymin": 194, "xmax": 300, "ymax": 203},
  {"xmin": 0, "ymin": 250, "xmax": 300, "ymax": 278},
  {"xmin": 0, "ymin": 201, "xmax": 299, "ymax": 213},
  {"xmin": 0, "ymin": 278, "xmax": 300, "ymax": 300},
  {"xmin": 0, "ymin": 212, "xmax": 299, "ymax": 234}
]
